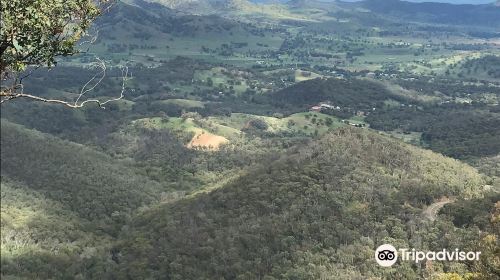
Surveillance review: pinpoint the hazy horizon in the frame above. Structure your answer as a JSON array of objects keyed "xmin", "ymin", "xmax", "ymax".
[{"xmin": 340, "ymin": 0, "xmax": 494, "ymax": 4}]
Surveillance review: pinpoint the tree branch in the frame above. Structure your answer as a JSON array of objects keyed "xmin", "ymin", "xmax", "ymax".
[{"xmin": 0, "ymin": 64, "xmax": 130, "ymax": 109}]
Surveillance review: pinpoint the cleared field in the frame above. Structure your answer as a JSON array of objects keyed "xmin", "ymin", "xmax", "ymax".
[
  {"xmin": 211, "ymin": 112, "xmax": 348, "ymax": 136},
  {"xmin": 131, "ymin": 117, "xmax": 230, "ymax": 150},
  {"xmin": 383, "ymin": 130, "xmax": 423, "ymax": 145},
  {"xmin": 381, "ymin": 81, "xmax": 442, "ymax": 104},
  {"xmin": 157, "ymin": 99, "xmax": 205, "ymax": 109},
  {"xmin": 194, "ymin": 67, "xmax": 251, "ymax": 94},
  {"xmin": 187, "ymin": 131, "xmax": 229, "ymax": 151},
  {"xmin": 133, "ymin": 117, "xmax": 202, "ymax": 134},
  {"xmin": 294, "ymin": 70, "xmax": 323, "ymax": 82}
]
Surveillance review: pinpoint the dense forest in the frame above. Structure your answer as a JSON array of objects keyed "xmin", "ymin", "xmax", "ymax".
[
  {"xmin": 366, "ymin": 106, "xmax": 500, "ymax": 159},
  {"xmin": 2, "ymin": 122, "xmax": 498, "ymax": 279},
  {"xmin": 112, "ymin": 128, "xmax": 495, "ymax": 279},
  {"xmin": 269, "ymin": 78, "xmax": 406, "ymax": 113}
]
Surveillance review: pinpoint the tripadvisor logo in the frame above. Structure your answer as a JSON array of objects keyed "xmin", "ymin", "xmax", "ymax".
[
  {"xmin": 375, "ymin": 244, "xmax": 481, "ymax": 267},
  {"xmin": 375, "ymin": 244, "xmax": 398, "ymax": 267}
]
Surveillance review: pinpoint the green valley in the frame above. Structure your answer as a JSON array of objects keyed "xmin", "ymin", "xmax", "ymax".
[{"xmin": 1, "ymin": 0, "xmax": 499, "ymax": 279}]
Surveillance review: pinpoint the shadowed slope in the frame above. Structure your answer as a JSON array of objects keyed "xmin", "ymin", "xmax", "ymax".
[
  {"xmin": 113, "ymin": 128, "xmax": 486, "ymax": 279},
  {"xmin": 0, "ymin": 120, "xmax": 165, "ymax": 222}
]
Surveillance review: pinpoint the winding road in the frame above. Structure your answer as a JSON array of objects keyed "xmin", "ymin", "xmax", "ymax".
[{"xmin": 423, "ymin": 198, "xmax": 455, "ymax": 222}]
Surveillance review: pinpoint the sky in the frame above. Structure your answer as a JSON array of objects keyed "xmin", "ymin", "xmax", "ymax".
[
  {"xmin": 399, "ymin": 0, "xmax": 493, "ymax": 3},
  {"xmin": 408, "ymin": 0, "xmax": 493, "ymax": 3},
  {"xmin": 255, "ymin": 0, "xmax": 497, "ymax": 4},
  {"xmin": 341, "ymin": 0, "xmax": 494, "ymax": 3}
]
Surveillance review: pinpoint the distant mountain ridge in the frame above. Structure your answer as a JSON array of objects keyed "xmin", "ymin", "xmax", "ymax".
[
  {"xmin": 337, "ymin": 0, "xmax": 500, "ymax": 27},
  {"xmin": 251, "ymin": 0, "xmax": 494, "ymax": 4},
  {"xmin": 124, "ymin": 0, "xmax": 500, "ymax": 28},
  {"xmin": 127, "ymin": 0, "xmax": 255, "ymax": 13}
]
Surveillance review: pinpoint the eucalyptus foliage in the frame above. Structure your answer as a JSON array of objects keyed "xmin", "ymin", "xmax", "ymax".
[{"xmin": 0, "ymin": 0, "xmax": 109, "ymax": 73}]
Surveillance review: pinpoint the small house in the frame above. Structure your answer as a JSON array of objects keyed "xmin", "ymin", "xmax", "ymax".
[{"xmin": 310, "ymin": 106, "xmax": 322, "ymax": 112}]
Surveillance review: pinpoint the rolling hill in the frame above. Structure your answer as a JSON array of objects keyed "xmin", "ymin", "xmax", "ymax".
[
  {"xmin": 0, "ymin": 120, "xmax": 186, "ymax": 279},
  {"xmin": 111, "ymin": 128, "xmax": 489, "ymax": 279},
  {"xmin": 0, "ymin": 120, "xmax": 167, "ymax": 223},
  {"xmin": 269, "ymin": 77, "xmax": 408, "ymax": 114}
]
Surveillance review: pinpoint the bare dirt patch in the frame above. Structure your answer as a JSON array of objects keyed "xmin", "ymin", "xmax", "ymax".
[{"xmin": 187, "ymin": 131, "xmax": 229, "ymax": 151}]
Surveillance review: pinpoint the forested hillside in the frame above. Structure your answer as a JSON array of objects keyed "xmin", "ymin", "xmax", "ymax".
[
  {"xmin": 0, "ymin": 121, "xmax": 167, "ymax": 227},
  {"xmin": 1, "ymin": 178, "xmax": 115, "ymax": 279},
  {"xmin": 111, "ymin": 128, "xmax": 492, "ymax": 279},
  {"xmin": 270, "ymin": 77, "xmax": 403, "ymax": 112},
  {"xmin": 367, "ymin": 106, "xmax": 500, "ymax": 159},
  {"xmin": 0, "ymin": 121, "xmax": 177, "ymax": 279}
]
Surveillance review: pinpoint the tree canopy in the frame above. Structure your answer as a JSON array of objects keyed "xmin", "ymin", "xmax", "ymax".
[{"xmin": 0, "ymin": 0, "xmax": 113, "ymax": 104}]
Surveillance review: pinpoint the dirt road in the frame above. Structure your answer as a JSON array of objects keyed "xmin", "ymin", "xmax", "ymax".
[{"xmin": 423, "ymin": 198, "xmax": 454, "ymax": 222}]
